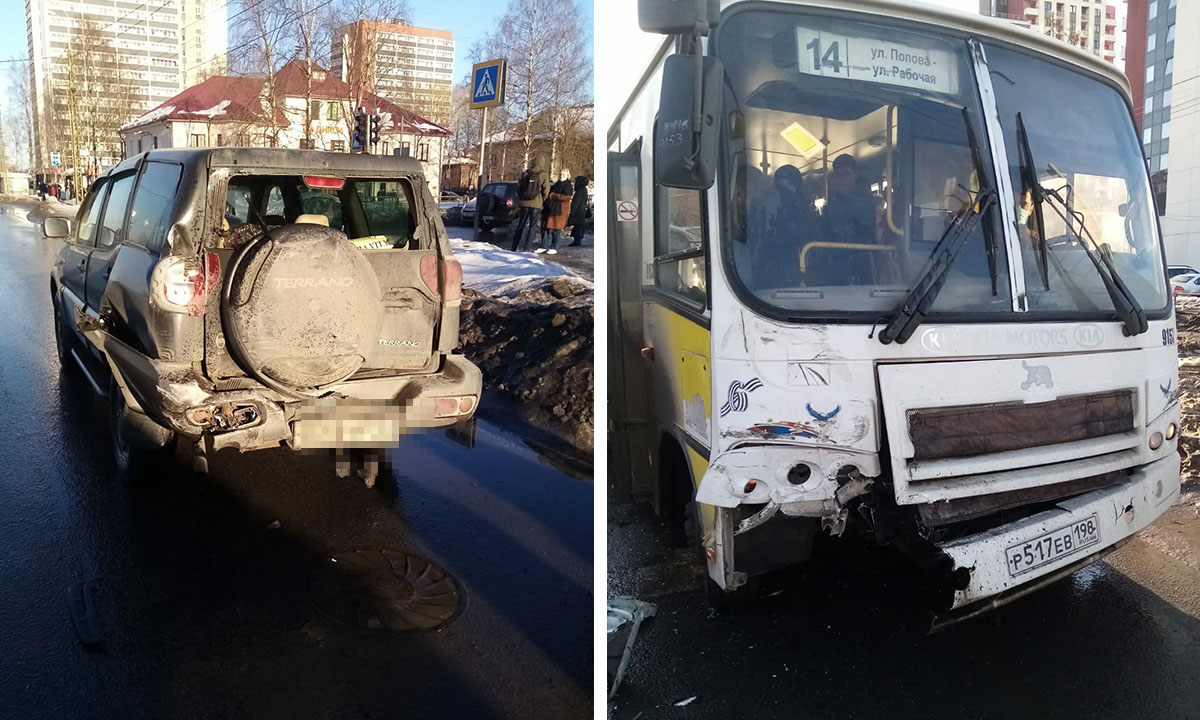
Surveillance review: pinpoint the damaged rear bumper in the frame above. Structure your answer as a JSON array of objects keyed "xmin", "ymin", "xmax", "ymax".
[
  {"xmin": 82, "ymin": 321, "xmax": 481, "ymax": 452},
  {"xmin": 936, "ymin": 452, "xmax": 1180, "ymax": 611}
]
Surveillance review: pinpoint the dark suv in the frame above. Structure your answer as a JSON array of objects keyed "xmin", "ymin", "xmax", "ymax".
[
  {"xmin": 47, "ymin": 149, "xmax": 481, "ymax": 484},
  {"xmin": 475, "ymin": 182, "xmax": 519, "ymax": 231}
]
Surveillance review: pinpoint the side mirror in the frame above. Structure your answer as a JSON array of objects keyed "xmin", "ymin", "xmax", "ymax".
[
  {"xmin": 42, "ymin": 216, "xmax": 70, "ymax": 239},
  {"xmin": 638, "ymin": 0, "xmax": 720, "ymax": 35},
  {"xmin": 655, "ymin": 54, "xmax": 724, "ymax": 190}
]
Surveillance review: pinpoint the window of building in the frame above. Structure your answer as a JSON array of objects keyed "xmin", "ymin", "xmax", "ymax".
[
  {"xmin": 216, "ymin": 134, "xmax": 224, "ymax": 146},
  {"xmin": 1144, "ymin": 127, "xmax": 1152, "ymax": 145},
  {"xmin": 1149, "ymin": 0, "xmax": 1157, "ymax": 19},
  {"xmin": 1147, "ymin": 65, "xmax": 1155, "ymax": 82},
  {"xmin": 1146, "ymin": 95, "xmax": 1154, "ymax": 114},
  {"xmin": 153, "ymin": 136, "xmax": 158, "ymax": 149},
  {"xmin": 189, "ymin": 134, "xmax": 205, "ymax": 148},
  {"xmin": 299, "ymin": 138, "xmax": 315, "ymax": 150},
  {"xmin": 1164, "ymin": 88, "xmax": 1172, "ymax": 106},
  {"xmin": 1162, "ymin": 121, "xmax": 1170, "ymax": 139},
  {"xmin": 327, "ymin": 103, "xmax": 340, "ymax": 121},
  {"xmin": 1148, "ymin": 33, "xmax": 1156, "ymax": 52},
  {"xmin": 309, "ymin": 100, "xmax": 322, "ymax": 119},
  {"xmin": 137, "ymin": 138, "xmax": 143, "ymax": 153},
  {"xmin": 331, "ymin": 139, "xmax": 345, "ymax": 152},
  {"xmin": 1166, "ymin": 57, "xmax": 1173, "ymax": 75},
  {"xmin": 1168, "ymin": 24, "xmax": 1175, "ymax": 42},
  {"xmin": 419, "ymin": 143, "xmax": 429, "ymax": 161}
]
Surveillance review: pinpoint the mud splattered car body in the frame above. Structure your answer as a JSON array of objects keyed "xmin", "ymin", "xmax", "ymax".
[{"xmin": 48, "ymin": 149, "xmax": 480, "ymax": 479}]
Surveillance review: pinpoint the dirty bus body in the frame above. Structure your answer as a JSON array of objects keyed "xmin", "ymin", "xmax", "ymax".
[{"xmin": 609, "ymin": 0, "xmax": 1180, "ymax": 622}]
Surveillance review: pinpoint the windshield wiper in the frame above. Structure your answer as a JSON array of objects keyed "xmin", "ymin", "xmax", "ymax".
[
  {"xmin": 878, "ymin": 110, "xmax": 996, "ymax": 345},
  {"xmin": 1016, "ymin": 114, "xmax": 1148, "ymax": 336},
  {"xmin": 1040, "ymin": 184, "xmax": 1149, "ymax": 336}
]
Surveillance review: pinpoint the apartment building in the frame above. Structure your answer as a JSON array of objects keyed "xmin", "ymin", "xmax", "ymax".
[
  {"xmin": 25, "ymin": 0, "xmax": 226, "ymax": 175},
  {"xmin": 332, "ymin": 20, "xmax": 454, "ymax": 127},
  {"xmin": 181, "ymin": 0, "xmax": 228, "ymax": 85},
  {"xmin": 987, "ymin": 1, "xmax": 1121, "ymax": 63}
]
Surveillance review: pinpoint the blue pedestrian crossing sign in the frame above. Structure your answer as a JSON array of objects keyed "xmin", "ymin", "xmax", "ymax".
[{"xmin": 470, "ymin": 59, "xmax": 505, "ymax": 109}]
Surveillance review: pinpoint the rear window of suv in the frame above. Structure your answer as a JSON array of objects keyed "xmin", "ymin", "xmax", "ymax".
[{"xmin": 222, "ymin": 175, "xmax": 419, "ymax": 248}]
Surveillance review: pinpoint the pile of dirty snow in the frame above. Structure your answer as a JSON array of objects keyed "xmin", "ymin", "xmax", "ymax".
[
  {"xmin": 452, "ymin": 237, "xmax": 593, "ymax": 296},
  {"xmin": 458, "ymin": 275, "xmax": 594, "ymax": 453},
  {"xmin": 1175, "ymin": 297, "xmax": 1200, "ymax": 501}
]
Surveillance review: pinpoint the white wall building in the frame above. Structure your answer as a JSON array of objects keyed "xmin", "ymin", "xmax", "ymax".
[
  {"xmin": 1161, "ymin": 0, "xmax": 1196, "ymax": 266},
  {"xmin": 25, "ymin": 0, "xmax": 227, "ymax": 175}
]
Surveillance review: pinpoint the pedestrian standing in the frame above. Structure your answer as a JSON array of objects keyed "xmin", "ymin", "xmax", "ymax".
[
  {"xmin": 567, "ymin": 175, "xmax": 589, "ymax": 247},
  {"xmin": 510, "ymin": 157, "xmax": 549, "ymax": 252},
  {"xmin": 537, "ymin": 175, "xmax": 573, "ymax": 255}
]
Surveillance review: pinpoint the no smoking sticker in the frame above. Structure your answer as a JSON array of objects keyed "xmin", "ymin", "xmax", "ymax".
[{"xmin": 617, "ymin": 201, "xmax": 639, "ymax": 222}]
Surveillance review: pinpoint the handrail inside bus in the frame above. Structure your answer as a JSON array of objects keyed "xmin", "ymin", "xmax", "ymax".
[
  {"xmin": 885, "ymin": 105, "xmax": 903, "ymax": 237},
  {"xmin": 799, "ymin": 242, "xmax": 896, "ymax": 273}
]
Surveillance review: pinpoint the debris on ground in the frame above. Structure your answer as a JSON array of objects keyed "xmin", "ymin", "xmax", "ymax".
[
  {"xmin": 607, "ymin": 596, "xmax": 658, "ymax": 700},
  {"xmin": 673, "ymin": 696, "xmax": 698, "ymax": 707},
  {"xmin": 458, "ymin": 276, "xmax": 594, "ymax": 453}
]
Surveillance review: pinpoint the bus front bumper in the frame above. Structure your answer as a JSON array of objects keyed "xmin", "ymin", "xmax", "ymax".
[{"xmin": 937, "ymin": 453, "xmax": 1180, "ymax": 611}]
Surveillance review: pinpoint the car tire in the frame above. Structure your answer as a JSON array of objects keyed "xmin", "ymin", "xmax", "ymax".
[
  {"xmin": 109, "ymin": 376, "xmax": 172, "ymax": 482},
  {"xmin": 53, "ymin": 294, "xmax": 73, "ymax": 369}
]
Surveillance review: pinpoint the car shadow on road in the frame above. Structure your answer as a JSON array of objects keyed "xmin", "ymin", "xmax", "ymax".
[{"xmin": 19, "ymin": 375, "xmax": 592, "ymax": 719}]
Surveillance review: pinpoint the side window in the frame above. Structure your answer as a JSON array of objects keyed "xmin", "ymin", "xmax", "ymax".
[
  {"xmin": 75, "ymin": 181, "xmax": 109, "ymax": 246},
  {"xmin": 265, "ymin": 185, "xmax": 286, "ymax": 218},
  {"xmin": 225, "ymin": 182, "xmax": 252, "ymax": 227},
  {"xmin": 97, "ymin": 173, "xmax": 135, "ymax": 248},
  {"xmin": 127, "ymin": 162, "xmax": 183, "ymax": 252},
  {"xmin": 654, "ymin": 184, "xmax": 708, "ymax": 307},
  {"xmin": 353, "ymin": 179, "xmax": 416, "ymax": 248}
]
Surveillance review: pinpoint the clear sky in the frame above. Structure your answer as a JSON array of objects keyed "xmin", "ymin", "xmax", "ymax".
[{"xmin": 0, "ymin": 0, "xmax": 595, "ymax": 86}]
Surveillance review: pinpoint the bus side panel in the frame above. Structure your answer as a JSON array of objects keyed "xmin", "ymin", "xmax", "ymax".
[{"xmin": 643, "ymin": 301, "xmax": 713, "ymax": 454}]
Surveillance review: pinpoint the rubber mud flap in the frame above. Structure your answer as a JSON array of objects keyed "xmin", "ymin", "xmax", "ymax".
[{"xmin": 223, "ymin": 224, "xmax": 383, "ymax": 392}]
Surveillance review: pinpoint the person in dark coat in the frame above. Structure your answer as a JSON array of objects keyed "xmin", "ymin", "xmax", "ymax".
[
  {"xmin": 510, "ymin": 156, "xmax": 550, "ymax": 252},
  {"xmin": 566, "ymin": 175, "xmax": 589, "ymax": 247}
]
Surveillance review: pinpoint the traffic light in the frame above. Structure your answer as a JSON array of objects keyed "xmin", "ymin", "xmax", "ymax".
[
  {"xmin": 352, "ymin": 109, "xmax": 368, "ymax": 152},
  {"xmin": 369, "ymin": 114, "xmax": 381, "ymax": 146}
]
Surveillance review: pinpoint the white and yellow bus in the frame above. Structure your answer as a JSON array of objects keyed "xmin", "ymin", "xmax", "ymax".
[{"xmin": 608, "ymin": 0, "xmax": 1180, "ymax": 626}]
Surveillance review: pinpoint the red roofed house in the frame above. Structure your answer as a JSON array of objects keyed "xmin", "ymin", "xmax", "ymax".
[{"xmin": 118, "ymin": 60, "xmax": 452, "ymax": 194}]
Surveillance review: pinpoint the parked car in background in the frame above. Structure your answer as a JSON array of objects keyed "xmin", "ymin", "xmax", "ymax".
[
  {"xmin": 1173, "ymin": 274, "xmax": 1200, "ymax": 295},
  {"xmin": 460, "ymin": 197, "xmax": 476, "ymax": 226},
  {"xmin": 439, "ymin": 192, "xmax": 466, "ymax": 225},
  {"xmin": 476, "ymin": 182, "xmax": 519, "ymax": 231},
  {"xmin": 47, "ymin": 148, "xmax": 480, "ymax": 486},
  {"xmin": 1168, "ymin": 265, "xmax": 1198, "ymax": 280}
]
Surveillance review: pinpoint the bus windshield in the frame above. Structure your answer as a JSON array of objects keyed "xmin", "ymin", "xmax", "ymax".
[{"xmin": 716, "ymin": 8, "xmax": 1165, "ymax": 320}]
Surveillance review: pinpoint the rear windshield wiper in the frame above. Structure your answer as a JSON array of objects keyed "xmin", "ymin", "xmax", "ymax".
[
  {"xmin": 879, "ymin": 110, "xmax": 997, "ymax": 345},
  {"xmin": 1016, "ymin": 113, "xmax": 1148, "ymax": 336}
]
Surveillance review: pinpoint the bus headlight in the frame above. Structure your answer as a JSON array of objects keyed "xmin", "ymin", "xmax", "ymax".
[
  {"xmin": 1166, "ymin": 423, "xmax": 1178, "ymax": 441},
  {"xmin": 1149, "ymin": 432, "xmax": 1164, "ymax": 450}
]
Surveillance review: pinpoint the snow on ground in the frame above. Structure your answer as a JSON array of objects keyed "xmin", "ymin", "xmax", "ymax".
[{"xmin": 450, "ymin": 234, "xmax": 594, "ymax": 298}]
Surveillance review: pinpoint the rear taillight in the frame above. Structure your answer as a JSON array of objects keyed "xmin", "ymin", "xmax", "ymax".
[
  {"xmin": 443, "ymin": 258, "xmax": 462, "ymax": 302},
  {"xmin": 150, "ymin": 253, "xmax": 219, "ymax": 316},
  {"xmin": 505, "ymin": 197, "xmax": 513, "ymax": 209},
  {"xmin": 419, "ymin": 256, "xmax": 463, "ymax": 302},
  {"xmin": 434, "ymin": 395, "xmax": 476, "ymax": 418}
]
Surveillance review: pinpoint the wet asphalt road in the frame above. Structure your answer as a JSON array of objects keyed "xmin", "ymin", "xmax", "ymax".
[
  {"xmin": 0, "ymin": 206, "xmax": 593, "ymax": 719},
  {"xmin": 609, "ymin": 495, "xmax": 1200, "ymax": 719}
]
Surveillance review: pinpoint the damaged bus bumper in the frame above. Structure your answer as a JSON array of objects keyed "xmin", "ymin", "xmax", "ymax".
[{"xmin": 936, "ymin": 452, "xmax": 1179, "ymax": 611}]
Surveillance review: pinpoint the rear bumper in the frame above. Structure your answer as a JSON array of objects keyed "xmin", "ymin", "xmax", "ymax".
[
  {"xmin": 86, "ymin": 321, "xmax": 482, "ymax": 452},
  {"xmin": 937, "ymin": 453, "xmax": 1180, "ymax": 610}
]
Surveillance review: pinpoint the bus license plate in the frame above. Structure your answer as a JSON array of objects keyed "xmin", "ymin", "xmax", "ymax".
[{"xmin": 1005, "ymin": 514, "xmax": 1100, "ymax": 577}]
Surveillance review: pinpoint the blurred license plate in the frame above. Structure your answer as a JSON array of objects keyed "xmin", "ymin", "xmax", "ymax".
[
  {"xmin": 294, "ymin": 404, "xmax": 402, "ymax": 449},
  {"xmin": 1005, "ymin": 514, "xmax": 1100, "ymax": 577}
]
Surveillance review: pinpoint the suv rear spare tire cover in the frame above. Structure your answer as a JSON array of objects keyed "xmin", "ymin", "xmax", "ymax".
[{"xmin": 223, "ymin": 224, "xmax": 383, "ymax": 392}]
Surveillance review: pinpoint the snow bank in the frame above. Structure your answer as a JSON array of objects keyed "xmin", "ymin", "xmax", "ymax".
[{"xmin": 451, "ymin": 237, "xmax": 593, "ymax": 298}]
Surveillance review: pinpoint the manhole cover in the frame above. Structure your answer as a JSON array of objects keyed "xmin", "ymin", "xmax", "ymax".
[{"xmin": 310, "ymin": 548, "xmax": 464, "ymax": 632}]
